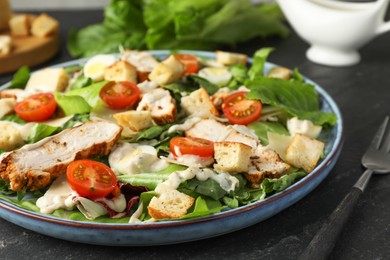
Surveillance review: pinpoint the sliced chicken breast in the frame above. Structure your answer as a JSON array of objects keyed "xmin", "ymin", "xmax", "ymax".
[{"xmin": 0, "ymin": 120, "xmax": 122, "ymax": 191}]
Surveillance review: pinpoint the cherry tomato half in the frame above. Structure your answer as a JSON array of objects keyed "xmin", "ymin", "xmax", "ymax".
[
  {"xmin": 222, "ymin": 91, "xmax": 262, "ymax": 125},
  {"xmin": 14, "ymin": 93, "xmax": 57, "ymax": 122},
  {"xmin": 66, "ymin": 160, "xmax": 118, "ymax": 199},
  {"xmin": 170, "ymin": 137, "xmax": 214, "ymax": 157},
  {"xmin": 173, "ymin": 54, "xmax": 199, "ymax": 75},
  {"xmin": 99, "ymin": 81, "xmax": 140, "ymax": 109}
]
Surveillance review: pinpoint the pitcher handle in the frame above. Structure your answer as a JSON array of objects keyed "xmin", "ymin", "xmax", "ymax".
[{"xmin": 377, "ymin": 21, "xmax": 390, "ymax": 35}]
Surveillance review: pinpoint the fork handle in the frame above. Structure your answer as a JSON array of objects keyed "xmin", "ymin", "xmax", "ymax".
[{"xmin": 298, "ymin": 186, "xmax": 363, "ymax": 260}]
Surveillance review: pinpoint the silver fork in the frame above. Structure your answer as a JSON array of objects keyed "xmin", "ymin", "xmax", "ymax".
[{"xmin": 299, "ymin": 116, "xmax": 390, "ymax": 260}]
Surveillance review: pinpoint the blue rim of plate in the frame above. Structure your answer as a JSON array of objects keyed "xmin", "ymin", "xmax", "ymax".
[{"xmin": 0, "ymin": 50, "xmax": 344, "ymax": 244}]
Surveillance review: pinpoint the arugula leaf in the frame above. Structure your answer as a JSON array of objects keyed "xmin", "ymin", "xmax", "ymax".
[
  {"xmin": 8, "ymin": 66, "xmax": 30, "ymax": 89},
  {"xmin": 261, "ymin": 170, "xmax": 306, "ymax": 193},
  {"xmin": 246, "ymin": 77, "xmax": 337, "ymax": 126},
  {"xmin": 179, "ymin": 178, "xmax": 227, "ymax": 200}
]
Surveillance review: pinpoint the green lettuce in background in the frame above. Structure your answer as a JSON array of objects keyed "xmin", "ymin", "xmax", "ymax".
[{"xmin": 67, "ymin": 0, "xmax": 288, "ymax": 58}]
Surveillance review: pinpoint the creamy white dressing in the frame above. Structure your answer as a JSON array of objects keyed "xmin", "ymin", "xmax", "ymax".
[
  {"xmin": 109, "ymin": 143, "xmax": 169, "ymax": 175},
  {"xmin": 36, "ymin": 175, "xmax": 76, "ymax": 214},
  {"xmin": 155, "ymin": 167, "xmax": 239, "ymax": 195}
]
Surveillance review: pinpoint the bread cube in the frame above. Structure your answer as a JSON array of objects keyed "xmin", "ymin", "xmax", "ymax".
[
  {"xmin": 0, "ymin": 35, "xmax": 12, "ymax": 55},
  {"xmin": 9, "ymin": 15, "xmax": 30, "ymax": 36},
  {"xmin": 148, "ymin": 55, "xmax": 185, "ymax": 86},
  {"xmin": 213, "ymin": 142, "xmax": 252, "ymax": 173},
  {"xmin": 181, "ymin": 88, "xmax": 219, "ymax": 118},
  {"xmin": 148, "ymin": 189, "xmax": 195, "ymax": 219},
  {"xmin": 104, "ymin": 60, "xmax": 137, "ymax": 83},
  {"xmin": 31, "ymin": 13, "xmax": 59, "ymax": 37},
  {"xmin": 0, "ymin": 122, "xmax": 24, "ymax": 151},
  {"xmin": 216, "ymin": 50, "xmax": 247, "ymax": 65},
  {"xmin": 25, "ymin": 68, "xmax": 70, "ymax": 93},
  {"xmin": 267, "ymin": 67, "xmax": 291, "ymax": 80},
  {"xmin": 285, "ymin": 133, "xmax": 325, "ymax": 173},
  {"xmin": 113, "ymin": 110, "xmax": 153, "ymax": 132}
]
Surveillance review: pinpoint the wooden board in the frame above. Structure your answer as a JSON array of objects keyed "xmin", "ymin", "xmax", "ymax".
[{"xmin": 0, "ymin": 28, "xmax": 60, "ymax": 75}]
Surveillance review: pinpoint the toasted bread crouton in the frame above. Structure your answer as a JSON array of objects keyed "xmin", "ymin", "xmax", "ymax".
[
  {"xmin": 214, "ymin": 142, "xmax": 252, "ymax": 173},
  {"xmin": 244, "ymin": 146, "xmax": 290, "ymax": 188},
  {"xmin": 266, "ymin": 67, "xmax": 291, "ymax": 80},
  {"xmin": 137, "ymin": 88, "xmax": 176, "ymax": 125},
  {"xmin": 0, "ymin": 98, "xmax": 16, "ymax": 119},
  {"xmin": 148, "ymin": 55, "xmax": 185, "ymax": 86},
  {"xmin": 113, "ymin": 110, "xmax": 153, "ymax": 132},
  {"xmin": 216, "ymin": 50, "xmax": 247, "ymax": 65},
  {"xmin": 148, "ymin": 189, "xmax": 194, "ymax": 219},
  {"xmin": 104, "ymin": 60, "xmax": 137, "ymax": 83},
  {"xmin": 25, "ymin": 68, "xmax": 70, "ymax": 93},
  {"xmin": 285, "ymin": 134, "xmax": 324, "ymax": 173},
  {"xmin": 181, "ymin": 88, "xmax": 219, "ymax": 118},
  {"xmin": 31, "ymin": 13, "xmax": 59, "ymax": 37},
  {"xmin": 9, "ymin": 15, "xmax": 30, "ymax": 36},
  {"xmin": 0, "ymin": 122, "xmax": 24, "ymax": 151},
  {"xmin": 0, "ymin": 35, "xmax": 12, "ymax": 55}
]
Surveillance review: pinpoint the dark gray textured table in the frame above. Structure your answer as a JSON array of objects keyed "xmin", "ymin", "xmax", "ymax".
[{"xmin": 1, "ymin": 9, "xmax": 390, "ymax": 260}]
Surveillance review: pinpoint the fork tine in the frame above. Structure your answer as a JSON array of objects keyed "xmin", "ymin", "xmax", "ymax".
[
  {"xmin": 379, "ymin": 116, "xmax": 390, "ymax": 152},
  {"xmin": 368, "ymin": 116, "xmax": 389, "ymax": 151}
]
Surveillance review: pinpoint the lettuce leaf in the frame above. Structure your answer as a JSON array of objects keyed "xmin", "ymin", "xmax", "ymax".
[
  {"xmin": 8, "ymin": 66, "xmax": 30, "ymax": 89},
  {"xmin": 65, "ymin": 81, "xmax": 107, "ymax": 109},
  {"xmin": 27, "ymin": 124, "xmax": 60, "ymax": 143},
  {"xmin": 55, "ymin": 92, "xmax": 91, "ymax": 116},
  {"xmin": 246, "ymin": 77, "xmax": 337, "ymax": 126},
  {"xmin": 248, "ymin": 121, "xmax": 289, "ymax": 145}
]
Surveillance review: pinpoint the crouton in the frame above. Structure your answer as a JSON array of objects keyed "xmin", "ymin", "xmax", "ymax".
[
  {"xmin": 0, "ymin": 122, "xmax": 24, "ymax": 151},
  {"xmin": 244, "ymin": 146, "xmax": 290, "ymax": 188},
  {"xmin": 0, "ymin": 98, "xmax": 16, "ymax": 119},
  {"xmin": 214, "ymin": 142, "xmax": 252, "ymax": 173},
  {"xmin": 211, "ymin": 89, "xmax": 230, "ymax": 110},
  {"xmin": 113, "ymin": 110, "xmax": 153, "ymax": 132},
  {"xmin": 181, "ymin": 88, "xmax": 219, "ymax": 118},
  {"xmin": 136, "ymin": 88, "xmax": 176, "ymax": 125},
  {"xmin": 25, "ymin": 68, "xmax": 70, "ymax": 93},
  {"xmin": 104, "ymin": 60, "xmax": 137, "ymax": 83},
  {"xmin": 148, "ymin": 189, "xmax": 194, "ymax": 219},
  {"xmin": 0, "ymin": 35, "xmax": 12, "ymax": 55},
  {"xmin": 266, "ymin": 67, "xmax": 291, "ymax": 80},
  {"xmin": 216, "ymin": 50, "xmax": 247, "ymax": 65},
  {"xmin": 148, "ymin": 55, "xmax": 185, "ymax": 86},
  {"xmin": 9, "ymin": 15, "xmax": 30, "ymax": 36},
  {"xmin": 31, "ymin": 13, "xmax": 59, "ymax": 37},
  {"xmin": 285, "ymin": 133, "xmax": 325, "ymax": 173}
]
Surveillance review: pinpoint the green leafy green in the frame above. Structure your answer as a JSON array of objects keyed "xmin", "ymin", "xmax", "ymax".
[
  {"xmin": 0, "ymin": 114, "xmax": 26, "ymax": 124},
  {"xmin": 247, "ymin": 47, "xmax": 274, "ymax": 80},
  {"xmin": 131, "ymin": 124, "xmax": 171, "ymax": 142},
  {"xmin": 228, "ymin": 63, "xmax": 248, "ymax": 89},
  {"xmin": 65, "ymin": 81, "xmax": 107, "ymax": 108},
  {"xmin": 248, "ymin": 121, "xmax": 289, "ymax": 145},
  {"xmin": 180, "ymin": 196, "xmax": 225, "ymax": 219},
  {"xmin": 27, "ymin": 124, "xmax": 60, "ymax": 143},
  {"xmin": 246, "ymin": 77, "xmax": 337, "ymax": 126},
  {"xmin": 8, "ymin": 66, "xmax": 30, "ymax": 89},
  {"xmin": 61, "ymin": 113, "xmax": 90, "ymax": 129},
  {"xmin": 70, "ymin": 76, "xmax": 93, "ymax": 90},
  {"xmin": 67, "ymin": 0, "xmax": 288, "ymax": 57},
  {"xmin": 188, "ymin": 75, "xmax": 219, "ymax": 95},
  {"xmin": 55, "ymin": 92, "xmax": 91, "ymax": 116},
  {"xmin": 261, "ymin": 170, "xmax": 306, "ymax": 193},
  {"xmin": 179, "ymin": 178, "xmax": 227, "ymax": 201}
]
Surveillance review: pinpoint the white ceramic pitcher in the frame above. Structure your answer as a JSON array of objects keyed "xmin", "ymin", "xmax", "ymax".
[{"xmin": 276, "ymin": 0, "xmax": 390, "ymax": 66}]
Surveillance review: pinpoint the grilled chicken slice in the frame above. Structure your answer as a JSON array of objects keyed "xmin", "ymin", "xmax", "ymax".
[
  {"xmin": 185, "ymin": 118, "xmax": 258, "ymax": 148},
  {"xmin": 0, "ymin": 121, "xmax": 122, "ymax": 191}
]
